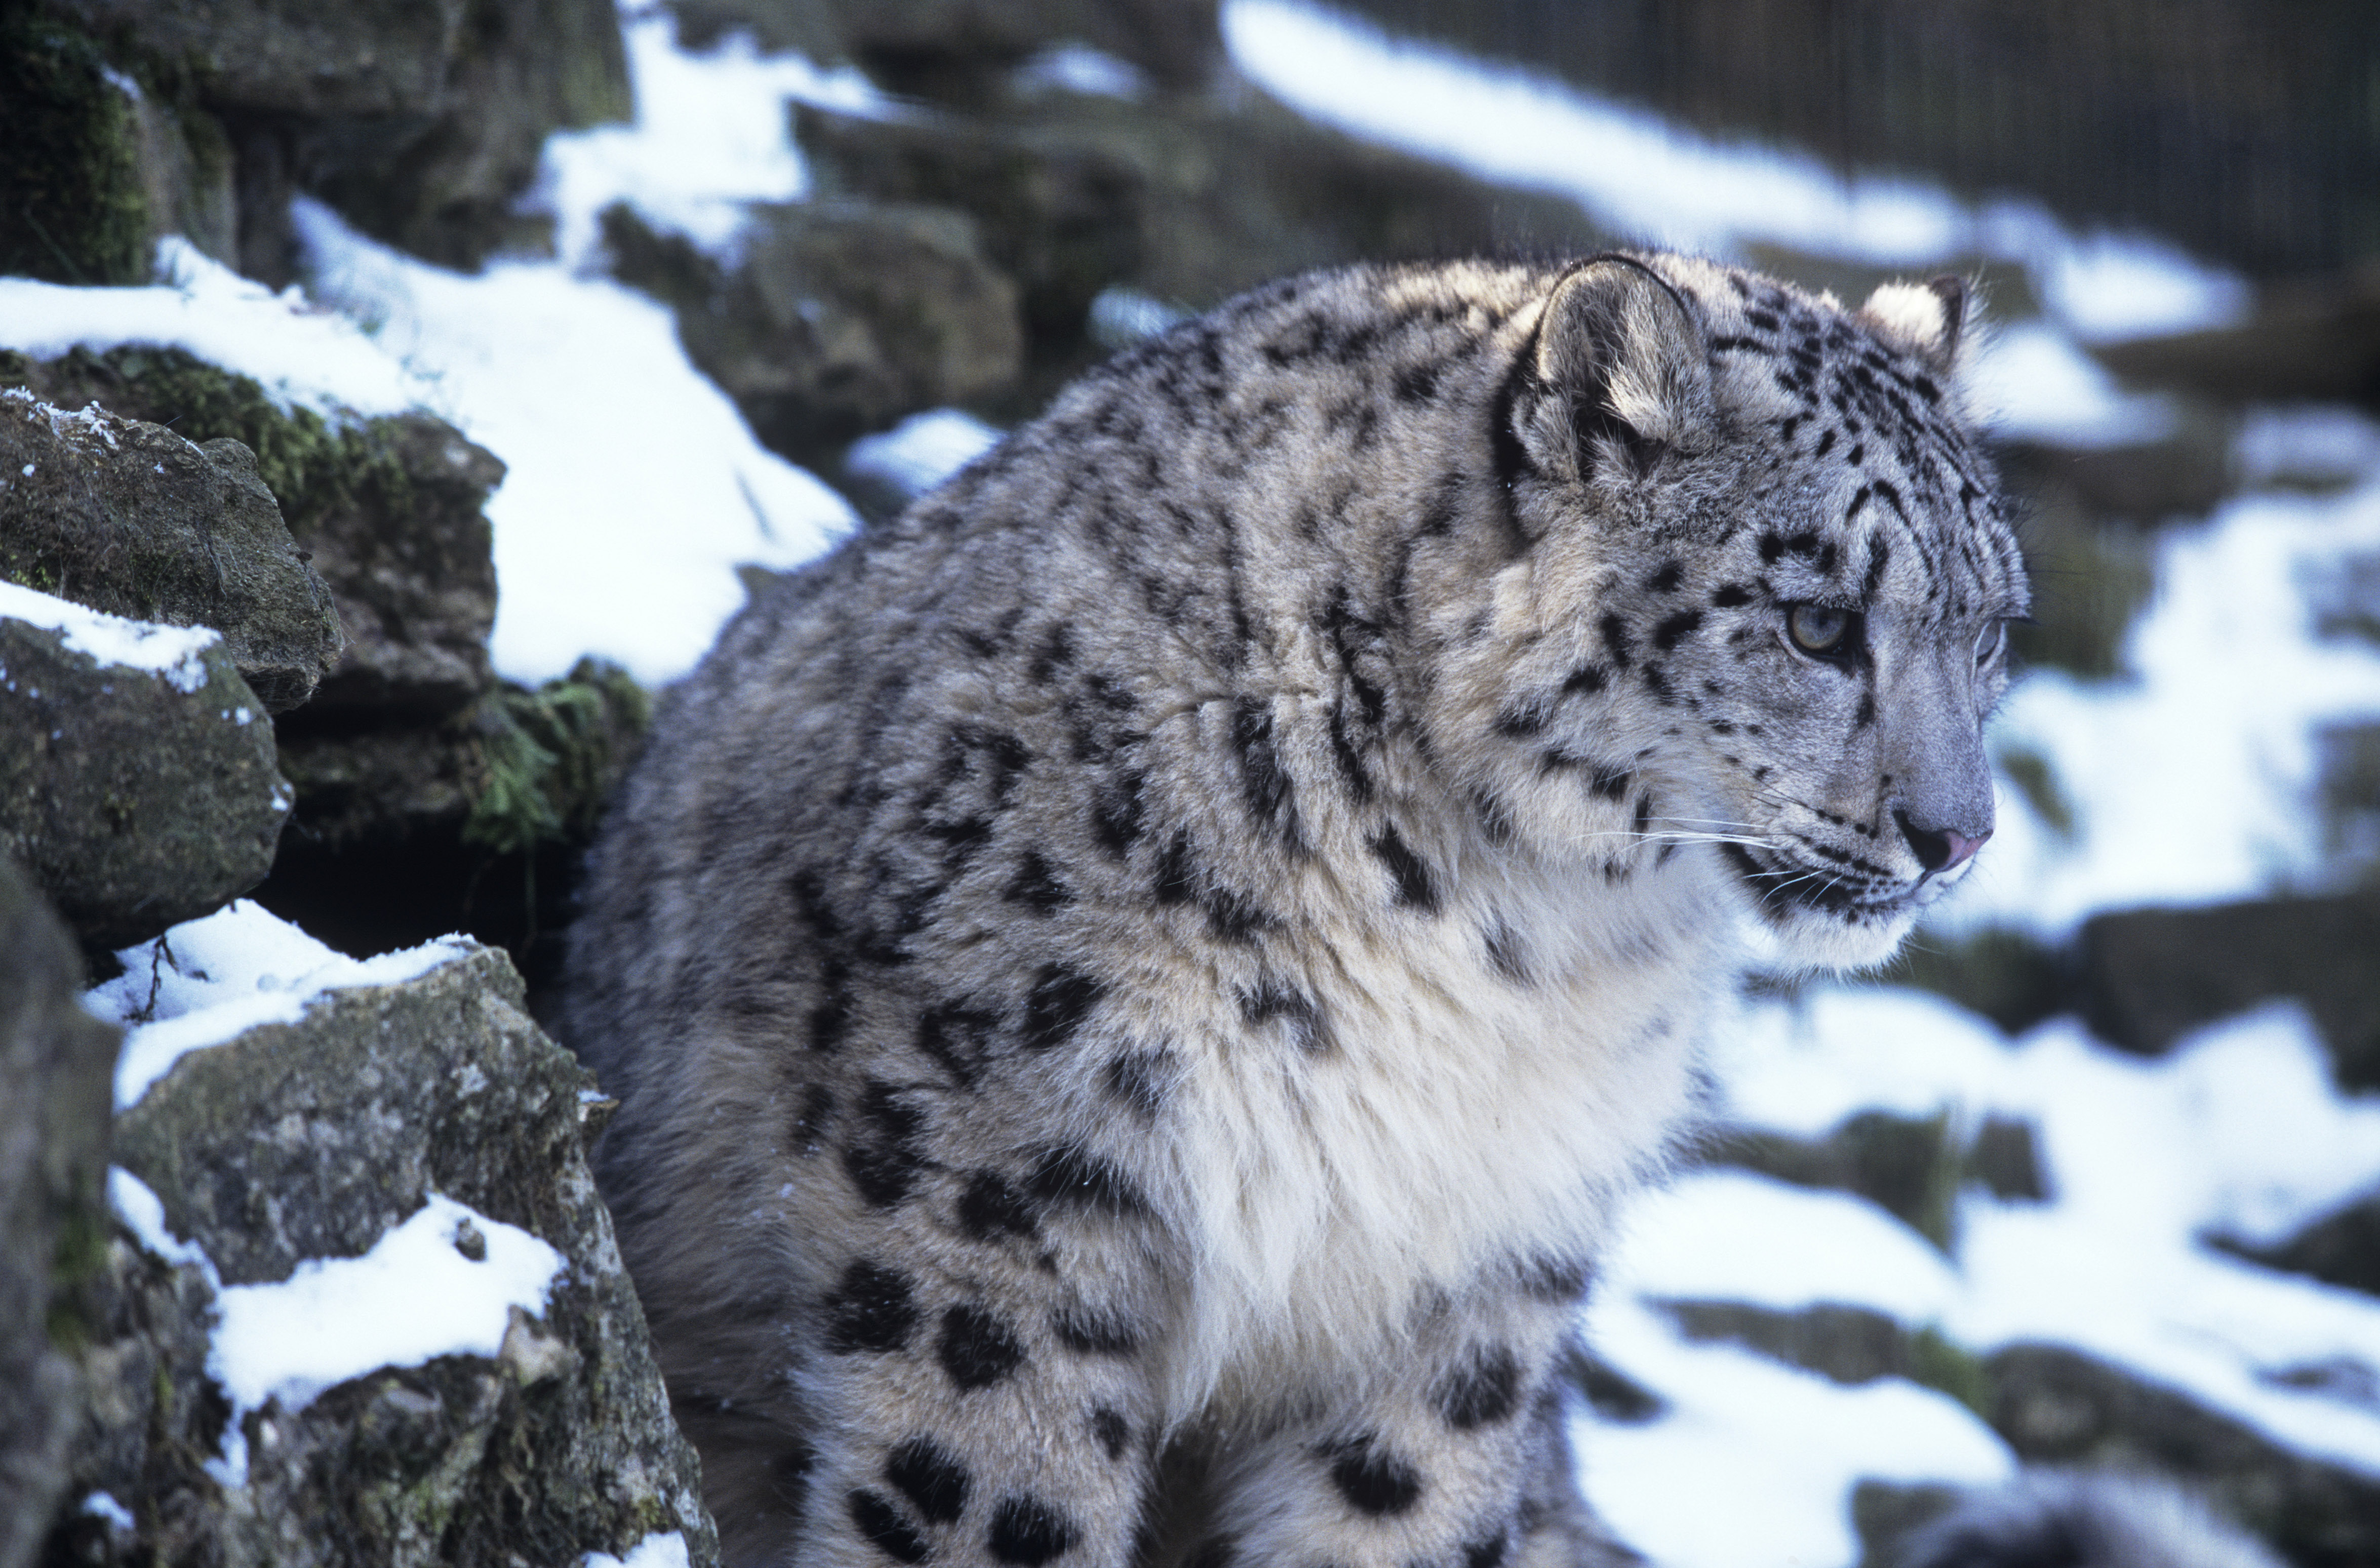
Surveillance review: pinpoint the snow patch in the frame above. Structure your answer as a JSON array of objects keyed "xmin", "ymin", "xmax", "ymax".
[
  {"xmin": 533, "ymin": 9, "xmax": 881, "ymax": 273},
  {"xmin": 291, "ymin": 198, "xmax": 854, "ymax": 684},
  {"xmin": 1579, "ymin": 1296, "xmax": 2012, "ymax": 1568},
  {"xmin": 107, "ymin": 1170, "xmax": 562, "ymax": 1487},
  {"xmin": 584, "ymin": 1533, "xmax": 694, "ymax": 1568},
  {"xmin": 0, "ymin": 238, "xmax": 429, "ymax": 419},
  {"xmin": 91, "ymin": 901, "xmax": 471, "ymax": 1110},
  {"xmin": 1967, "ymin": 321, "xmax": 2176, "ymax": 448},
  {"xmin": 0, "ymin": 580, "xmax": 219, "ymax": 692},
  {"xmin": 846, "ymin": 408, "xmax": 1006, "ymax": 502},
  {"xmin": 1946, "ymin": 476, "xmax": 2380, "ymax": 934},
  {"xmin": 210, "ymin": 1192, "xmax": 565, "ymax": 1414}
]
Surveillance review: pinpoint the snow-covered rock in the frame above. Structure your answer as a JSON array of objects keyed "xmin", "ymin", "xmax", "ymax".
[{"xmin": 49, "ymin": 909, "xmax": 716, "ymax": 1568}]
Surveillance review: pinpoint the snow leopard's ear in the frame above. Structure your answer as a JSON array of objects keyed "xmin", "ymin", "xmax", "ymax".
[
  {"xmin": 1860, "ymin": 275, "xmax": 1967, "ymax": 376},
  {"xmin": 1520, "ymin": 255, "xmax": 1716, "ymax": 487}
]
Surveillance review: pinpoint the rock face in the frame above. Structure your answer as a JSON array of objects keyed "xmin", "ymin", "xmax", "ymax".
[
  {"xmin": 58, "ymin": 0, "xmax": 628, "ymax": 277},
  {"xmin": 2076, "ymin": 891, "xmax": 2380, "ymax": 1090},
  {"xmin": 46, "ymin": 940, "xmax": 720, "ymax": 1568},
  {"xmin": 791, "ymin": 92, "xmax": 1608, "ymax": 414},
  {"xmin": 0, "ymin": 594, "xmax": 290, "ymax": 952},
  {"xmin": 1, "ymin": 389, "xmax": 344, "ymax": 713},
  {"xmin": 0, "ymin": 857, "xmax": 121, "ymax": 1568},
  {"xmin": 5, "ymin": 0, "xmax": 629, "ymax": 283},
  {"xmin": 666, "ymin": 0, "xmax": 1225, "ymax": 100},
  {"xmin": 624, "ymin": 199, "xmax": 1027, "ymax": 471},
  {"xmin": 0, "ymin": 346, "xmax": 626, "ymax": 991},
  {"xmin": 3, "ymin": 348, "xmax": 496, "ymax": 723}
]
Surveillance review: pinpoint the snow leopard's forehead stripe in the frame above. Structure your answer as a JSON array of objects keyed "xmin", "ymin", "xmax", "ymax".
[{"xmin": 1675, "ymin": 261, "xmax": 2028, "ymax": 626}]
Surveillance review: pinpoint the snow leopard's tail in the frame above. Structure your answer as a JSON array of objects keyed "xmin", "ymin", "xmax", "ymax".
[{"xmin": 1890, "ymin": 1471, "xmax": 2282, "ymax": 1568}]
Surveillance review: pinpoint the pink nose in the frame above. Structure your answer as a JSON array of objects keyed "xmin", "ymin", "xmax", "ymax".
[
  {"xmin": 1895, "ymin": 809, "xmax": 1990, "ymax": 875},
  {"xmin": 1937, "ymin": 827, "xmax": 1988, "ymax": 872}
]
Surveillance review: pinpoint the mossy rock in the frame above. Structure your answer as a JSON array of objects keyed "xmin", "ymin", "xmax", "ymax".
[
  {"xmin": 1, "ymin": 346, "xmax": 411, "ymax": 546},
  {"xmin": 2, "ymin": 347, "xmax": 503, "ymax": 717},
  {"xmin": 0, "ymin": 10, "xmax": 150, "ymax": 286},
  {"xmin": 1, "ymin": 389, "xmax": 345, "ymax": 712}
]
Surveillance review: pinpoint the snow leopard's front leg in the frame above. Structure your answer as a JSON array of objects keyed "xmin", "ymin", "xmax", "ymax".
[
  {"xmin": 790, "ymin": 1148, "xmax": 1179, "ymax": 1568},
  {"xmin": 1193, "ymin": 1274, "xmax": 1590, "ymax": 1568}
]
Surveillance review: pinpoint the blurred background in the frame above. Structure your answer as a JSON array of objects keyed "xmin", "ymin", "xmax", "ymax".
[{"xmin": 4, "ymin": 1, "xmax": 2379, "ymax": 1564}]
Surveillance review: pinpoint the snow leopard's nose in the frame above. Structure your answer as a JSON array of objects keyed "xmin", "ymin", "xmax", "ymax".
[{"xmin": 1895, "ymin": 810, "xmax": 1989, "ymax": 876}]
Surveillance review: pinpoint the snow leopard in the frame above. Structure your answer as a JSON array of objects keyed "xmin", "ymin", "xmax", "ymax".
[{"xmin": 562, "ymin": 251, "xmax": 2028, "ymax": 1568}]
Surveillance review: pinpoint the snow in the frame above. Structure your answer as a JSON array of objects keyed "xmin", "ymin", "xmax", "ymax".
[
  {"xmin": 209, "ymin": 1191, "xmax": 565, "ymax": 1413},
  {"xmin": 1607, "ymin": 1172, "xmax": 1961, "ymax": 1322},
  {"xmin": 1950, "ymin": 468, "xmax": 2380, "ymax": 936},
  {"xmin": 0, "ymin": 578, "xmax": 219, "ymax": 692},
  {"xmin": 289, "ymin": 197, "xmax": 854, "ymax": 684},
  {"xmin": 1581, "ymin": 1296, "xmax": 2013, "ymax": 1568},
  {"xmin": 1220, "ymin": 1, "xmax": 2249, "ymax": 352},
  {"xmin": 0, "ymin": 238, "xmax": 428, "ymax": 418},
  {"xmin": 534, "ymin": 8, "xmax": 881, "ymax": 272},
  {"xmin": 107, "ymin": 1168, "xmax": 562, "ymax": 1487},
  {"xmin": 91, "ymin": 901, "xmax": 471, "ymax": 1111},
  {"xmin": 846, "ymin": 408, "xmax": 1005, "ymax": 502},
  {"xmin": 1964, "ymin": 321, "xmax": 2175, "ymax": 448},
  {"xmin": 79, "ymin": 1494, "xmax": 134, "ymax": 1531},
  {"xmin": 585, "ymin": 1533, "xmax": 694, "ymax": 1568}
]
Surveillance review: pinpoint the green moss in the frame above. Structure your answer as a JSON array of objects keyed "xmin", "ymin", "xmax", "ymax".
[
  {"xmin": 464, "ymin": 660, "xmax": 652, "ymax": 857},
  {"xmin": 0, "ymin": 345, "xmax": 418, "ymax": 543},
  {"xmin": 1908, "ymin": 1322, "xmax": 1993, "ymax": 1420},
  {"xmin": 0, "ymin": 11, "xmax": 150, "ymax": 285}
]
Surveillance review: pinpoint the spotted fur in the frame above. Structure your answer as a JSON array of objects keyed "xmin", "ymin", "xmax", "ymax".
[{"xmin": 563, "ymin": 252, "xmax": 2027, "ymax": 1568}]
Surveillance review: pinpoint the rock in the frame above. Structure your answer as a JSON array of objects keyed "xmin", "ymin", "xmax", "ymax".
[
  {"xmin": 0, "ymin": 856, "xmax": 121, "ymax": 1568},
  {"xmin": 1554, "ymin": 1344, "xmax": 1666, "ymax": 1425},
  {"xmin": 258, "ymin": 659, "xmax": 653, "ymax": 1015},
  {"xmin": 616, "ymin": 200, "xmax": 1026, "ymax": 470},
  {"xmin": 2090, "ymin": 267, "xmax": 2380, "ymax": 407},
  {"xmin": 2075, "ymin": 890, "xmax": 2380, "ymax": 1090},
  {"xmin": 1986, "ymin": 453, "xmax": 2163, "ymax": 681},
  {"xmin": 2317, "ymin": 721, "xmax": 2380, "ymax": 884},
  {"xmin": 1659, "ymin": 1300, "xmax": 1913, "ymax": 1386},
  {"xmin": 666, "ymin": 0, "xmax": 1225, "ymax": 103},
  {"xmin": 1703, "ymin": 1106, "xmax": 2053, "ymax": 1250},
  {"xmin": 1, "ymin": 389, "xmax": 344, "ymax": 713},
  {"xmin": 791, "ymin": 92, "xmax": 1609, "ymax": 413},
  {"xmin": 1985, "ymin": 1342, "xmax": 2380, "ymax": 1566},
  {"xmin": 1881, "ymin": 926, "xmax": 2075, "ymax": 1038},
  {"xmin": 0, "ymin": 589, "xmax": 290, "ymax": 952},
  {"xmin": 39, "ymin": 0, "xmax": 632, "ymax": 278},
  {"xmin": 1648, "ymin": 1299, "xmax": 1990, "ymax": 1416},
  {"xmin": 0, "ymin": 10, "xmax": 153, "ymax": 285},
  {"xmin": 2, "ymin": 347, "xmax": 500, "ymax": 721},
  {"xmin": 2211, "ymin": 1183, "xmax": 2380, "ymax": 1300},
  {"xmin": 1848, "ymin": 1480, "xmax": 1963, "ymax": 1567},
  {"xmin": 47, "ymin": 935, "xmax": 719, "ymax": 1568}
]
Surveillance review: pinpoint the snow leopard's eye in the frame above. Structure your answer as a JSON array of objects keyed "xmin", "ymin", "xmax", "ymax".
[
  {"xmin": 1974, "ymin": 619, "xmax": 2008, "ymax": 667},
  {"xmin": 1785, "ymin": 603, "xmax": 1854, "ymax": 656}
]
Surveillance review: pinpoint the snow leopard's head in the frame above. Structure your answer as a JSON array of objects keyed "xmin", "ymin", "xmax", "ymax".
[{"xmin": 1453, "ymin": 252, "xmax": 2028, "ymax": 969}]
